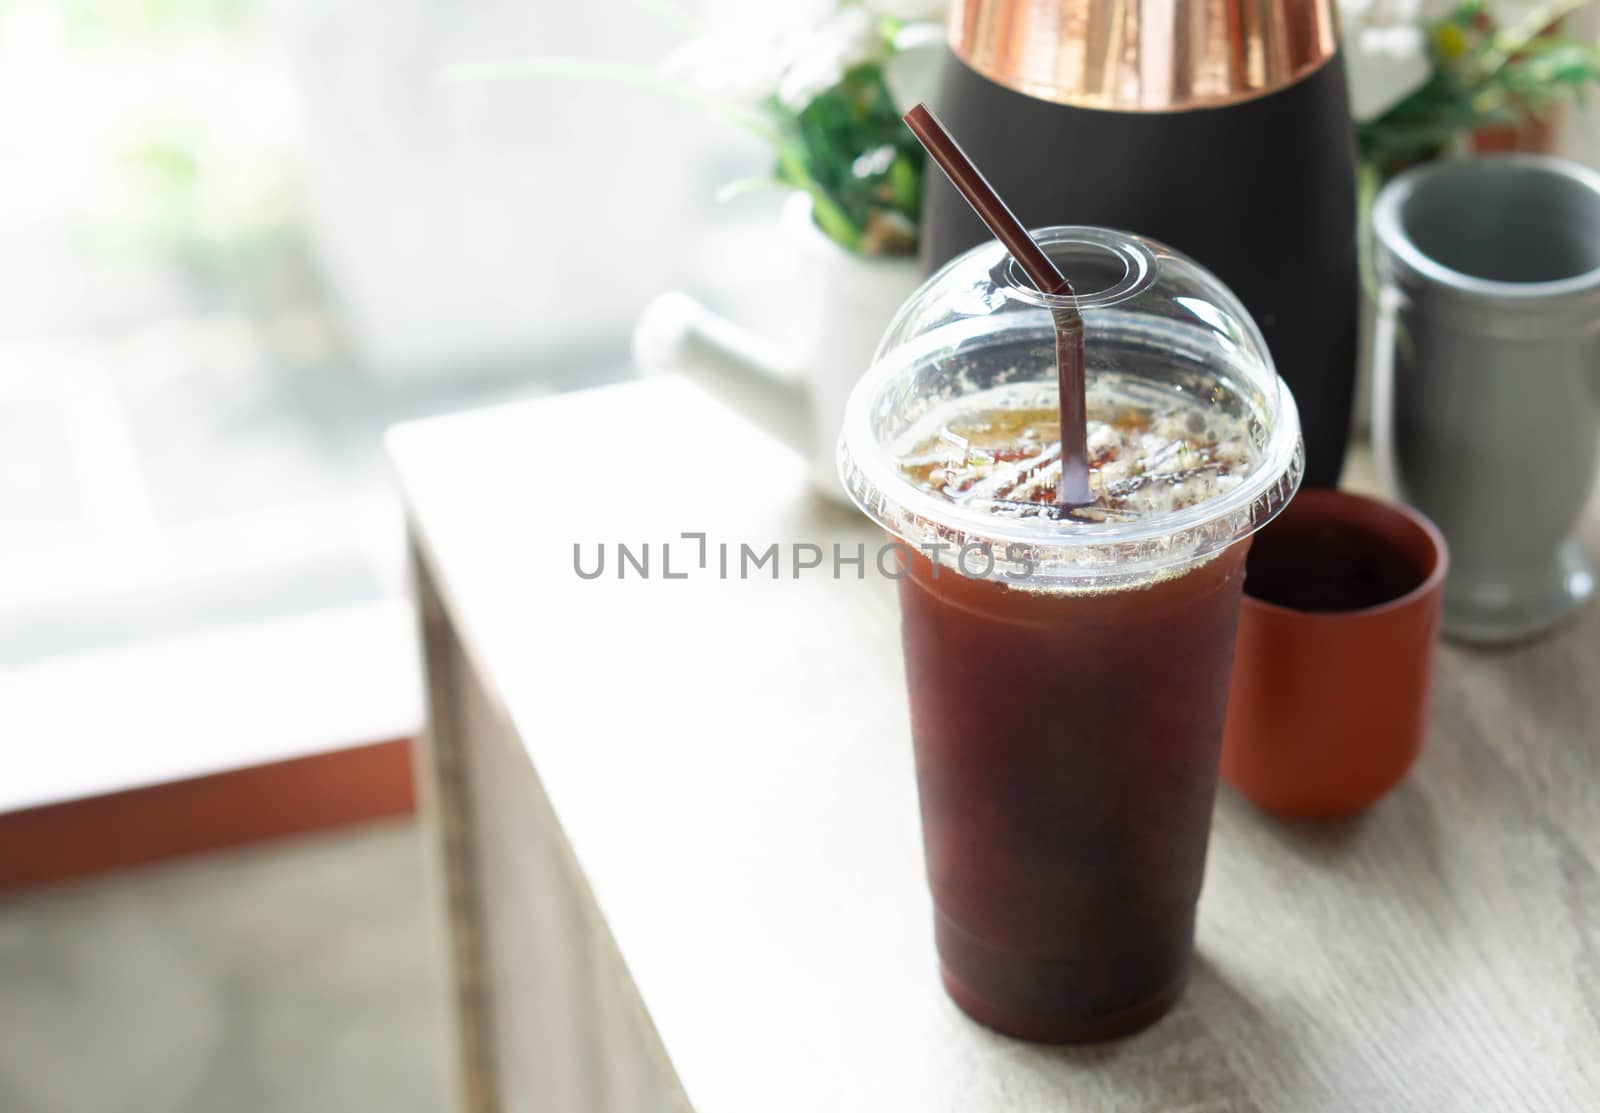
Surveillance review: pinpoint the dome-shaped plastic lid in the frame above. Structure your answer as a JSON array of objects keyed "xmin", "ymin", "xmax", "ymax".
[{"xmin": 838, "ymin": 226, "xmax": 1304, "ymax": 589}]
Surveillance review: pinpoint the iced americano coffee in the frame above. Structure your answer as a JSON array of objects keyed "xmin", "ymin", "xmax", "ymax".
[{"xmin": 839, "ymin": 229, "xmax": 1303, "ymax": 1043}]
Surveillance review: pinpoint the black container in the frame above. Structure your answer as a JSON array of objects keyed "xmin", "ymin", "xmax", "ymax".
[{"xmin": 923, "ymin": 14, "xmax": 1359, "ymax": 488}]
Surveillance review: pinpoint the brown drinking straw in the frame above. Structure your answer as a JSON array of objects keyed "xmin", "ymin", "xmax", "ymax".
[{"xmin": 902, "ymin": 103, "xmax": 1092, "ymax": 509}]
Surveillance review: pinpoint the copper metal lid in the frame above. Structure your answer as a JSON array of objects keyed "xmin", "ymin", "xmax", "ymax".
[{"xmin": 949, "ymin": 0, "xmax": 1340, "ymax": 112}]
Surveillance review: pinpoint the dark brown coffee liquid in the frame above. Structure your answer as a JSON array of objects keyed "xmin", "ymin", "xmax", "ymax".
[
  {"xmin": 897, "ymin": 545, "xmax": 1248, "ymax": 1042},
  {"xmin": 1245, "ymin": 517, "xmax": 1426, "ymax": 612}
]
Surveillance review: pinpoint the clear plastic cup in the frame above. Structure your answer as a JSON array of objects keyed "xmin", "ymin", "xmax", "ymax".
[{"xmin": 838, "ymin": 226, "xmax": 1303, "ymax": 1042}]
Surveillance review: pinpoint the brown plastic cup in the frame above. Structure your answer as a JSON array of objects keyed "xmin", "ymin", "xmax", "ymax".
[{"xmin": 1221, "ymin": 488, "xmax": 1448, "ymax": 818}]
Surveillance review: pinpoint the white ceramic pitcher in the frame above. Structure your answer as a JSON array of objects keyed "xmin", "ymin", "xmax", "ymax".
[{"xmin": 632, "ymin": 194, "xmax": 923, "ymax": 504}]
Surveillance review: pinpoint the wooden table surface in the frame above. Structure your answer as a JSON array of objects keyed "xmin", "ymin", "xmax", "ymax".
[{"xmin": 390, "ymin": 376, "xmax": 1600, "ymax": 1112}]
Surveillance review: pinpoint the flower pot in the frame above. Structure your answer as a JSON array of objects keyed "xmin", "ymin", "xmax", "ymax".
[{"xmin": 1222, "ymin": 489, "xmax": 1448, "ymax": 818}]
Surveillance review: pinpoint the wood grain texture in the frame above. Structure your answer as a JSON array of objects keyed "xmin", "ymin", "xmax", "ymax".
[
  {"xmin": 412, "ymin": 548, "xmax": 499, "ymax": 1113},
  {"xmin": 391, "ymin": 377, "xmax": 1600, "ymax": 1113}
]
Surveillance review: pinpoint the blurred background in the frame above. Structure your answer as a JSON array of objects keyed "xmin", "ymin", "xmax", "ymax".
[
  {"xmin": 0, "ymin": 0, "xmax": 779, "ymax": 764},
  {"xmin": 1, "ymin": 0, "xmax": 1597, "ymax": 1110},
  {"xmin": 0, "ymin": 1, "xmax": 786, "ymax": 1109}
]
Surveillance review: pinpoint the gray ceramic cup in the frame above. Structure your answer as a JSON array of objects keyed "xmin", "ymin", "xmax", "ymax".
[{"xmin": 1372, "ymin": 155, "xmax": 1600, "ymax": 643}]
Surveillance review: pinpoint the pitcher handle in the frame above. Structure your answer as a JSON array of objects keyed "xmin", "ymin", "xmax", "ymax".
[{"xmin": 632, "ymin": 292, "xmax": 812, "ymax": 459}]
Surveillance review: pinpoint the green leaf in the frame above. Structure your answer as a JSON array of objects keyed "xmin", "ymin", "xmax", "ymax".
[
  {"xmin": 888, "ymin": 154, "xmax": 920, "ymax": 212},
  {"xmin": 810, "ymin": 192, "xmax": 864, "ymax": 251},
  {"xmin": 764, "ymin": 61, "xmax": 924, "ymax": 254},
  {"xmin": 1361, "ymin": 0, "xmax": 1600, "ymax": 170},
  {"xmin": 713, "ymin": 176, "xmax": 786, "ymax": 204}
]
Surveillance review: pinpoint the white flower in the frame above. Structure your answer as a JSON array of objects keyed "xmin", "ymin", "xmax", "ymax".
[
  {"xmin": 776, "ymin": 7, "xmax": 882, "ymax": 111},
  {"xmin": 664, "ymin": 1, "xmax": 949, "ymax": 113},
  {"xmin": 1343, "ymin": 23, "xmax": 1431, "ymax": 120},
  {"xmin": 1337, "ymin": 0, "xmax": 1452, "ymax": 120},
  {"xmin": 1337, "ymin": 0, "xmax": 1424, "ymax": 123},
  {"xmin": 663, "ymin": 0, "xmax": 841, "ymax": 105},
  {"xmin": 883, "ymin": 21, "xmax": 945, "ymax": 112},
  {"xmin": 698, "ymin": 0, "xmax": 840, "ymax": 40},
  {"xmin": 661, "ymin": 36, "xmax": 790, "ymax": 104},
  {"xmin": 1337, "ymin": 0, "xmax": 1547, "ymax": 122}
]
